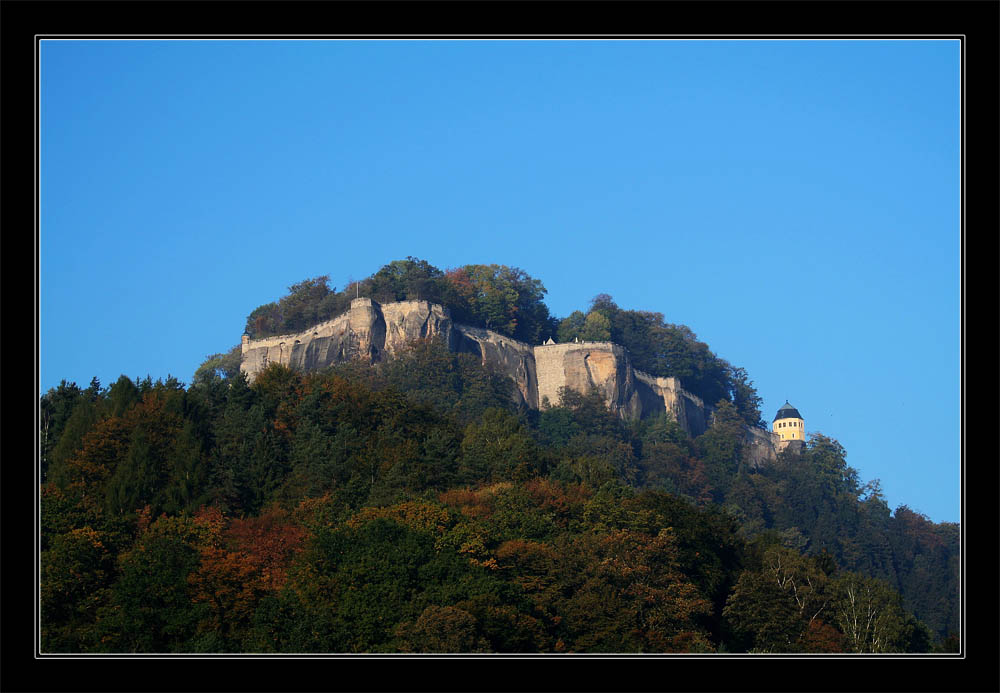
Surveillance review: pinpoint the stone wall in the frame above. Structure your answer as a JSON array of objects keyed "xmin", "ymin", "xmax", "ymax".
[
  {"xmin": 633, "ymin": 371, "xmax": 707, "ymax": 437},
  {"xmin": 743, "ymin": 426, "xmax": 781, "ymax": 469},
  {"xmin": 452, "ymin": 325, "xmax": 538, "ymax": 410},
  {"xmin": 240, "ymin": 298, "xmax": 453, "ymax": 378},
  {"xmin": 534, "ymin": 342, "xmax": 639, "ymax": 415},
  {"xmin": 240, "ymin": 299, "xmax": 777, "ymax": 450}
]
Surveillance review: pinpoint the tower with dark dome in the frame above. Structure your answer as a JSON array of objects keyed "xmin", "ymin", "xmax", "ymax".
[{"xmin": 772, "ymin": 401, "xmax": 805, "ymax": 446}]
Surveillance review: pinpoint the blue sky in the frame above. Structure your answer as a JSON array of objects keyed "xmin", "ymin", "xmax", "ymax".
[{"xmin": 39, "ymin": 39, "xmax": 961, "ymax": 523}]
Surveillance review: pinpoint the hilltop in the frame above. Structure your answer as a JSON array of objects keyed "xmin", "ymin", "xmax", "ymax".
[{"xmin": 38, "ymin": 258, "xmax": 960, "ymax": 653}]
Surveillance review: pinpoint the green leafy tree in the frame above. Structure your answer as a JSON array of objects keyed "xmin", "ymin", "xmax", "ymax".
[
  {"xmin": 459, "ymin": 408, "xmax": 543, "ymax": 484},
  {"xmin": 40, "ymin": 380, "xmax": 85, "ymax": 484},
  {"xmin": 41, "ymin": 527, "xmax": 116, "ymax": 652},
  {"xmin": 579, "ymin": 310, "xmax": 612, "ymax": 342},
  {"xmin": 832, "ymin": 572, "xmax": 910, "ymax": 653},
  {"xmin": 245, "ymin": 276, "xmax": 333, "ymax": 338},
  {"xmin": 378, "ymin": 337, "xmax": 514, "ymax": 423},
  {"xmin": 270, "ymin": 517, "xmax": 525, "ymax": 652},
  {"xmin": 107, "ymin": 375, "xmax": 141, "ymax": 418},
  {"xmin": 443, "ymin": 264, "xmax": 555, "ymax": 343},
  {"xmin": 885, "ymin": 506, "xmax": 960, "ymax": 641},
  {"xmin": 192, "ymin": 345, "xmax": 243, "ymax": 385},
  {"xmin": 498, "ymin": 528, "xmax": 713, "ymax": 652},
  {"xmin": 728, "ymin": 366, "xmax": 765, "ymax": 429},
  {"xmin": 695, "ymin": 400, "xmax": 746, "ymax": 502},
  {"xmin": 556, "ymin": 310, "xmax": 586, "ymax": 344},
  {"xmin": 723, "ymin": 568, "xmax": 804, "ymax": 652},
  {"xmin": 97, "ymin": 513, "xmax": 217, "ymax": 652},
  {"xmin": 161, "ymin": 421, "xmax": 213, "ymax": 515},
  {"xmin": 47, "ymin": 392, "xmax": 106, "ymax": 490},
  {"xmin": 554, "ymin": 294, "xmax": 743, "ymax": 410},
  {"xmin": 368, "ymin": 257, "xmax": 446, "ymax": 304},
  {"xmin": 627, "ymin": 492, "xmax": 744, "ymax": 642}
]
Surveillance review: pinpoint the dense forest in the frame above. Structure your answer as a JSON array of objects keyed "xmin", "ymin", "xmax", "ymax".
[{"xmin": 38, "ymin": 260, "xmax": 959, "ymax": 654}]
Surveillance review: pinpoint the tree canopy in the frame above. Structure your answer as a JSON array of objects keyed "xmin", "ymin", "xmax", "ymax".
[
  {"xmin": 40, "ymin": 353, "xmax": 957, "ymax": 653},
  {"xmin": 242, "ymin": 258, "xmax": 557, "ymax": 345},
  {"xmin": 556, "ymin": 294, "xmax": 764, "ymax": 427}
]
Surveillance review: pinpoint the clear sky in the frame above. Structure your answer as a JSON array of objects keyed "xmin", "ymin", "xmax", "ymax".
[{"xmin": 39, "ymin": 39, "xmax": 961, "ymax": 523}]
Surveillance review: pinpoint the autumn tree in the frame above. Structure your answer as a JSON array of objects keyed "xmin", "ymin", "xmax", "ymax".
[
  {"xmin": 187, "ymin": 507, "xmax": 306, "ymax": 650},
  {"xmin": 498, "ymin": 528, "xmax": 713, "ymax": 652},
  {"xmin": 442, "ymin": 264, "xmax": 555, "ymax": 343},
  {"xmin": 393, "ymin": 605, "xmax": 490, "ymax": 653}
]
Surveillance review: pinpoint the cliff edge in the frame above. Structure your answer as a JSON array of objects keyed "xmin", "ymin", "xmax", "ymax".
[{"xmin": 240, "ymin": 298, "xmax": 761, "ymax": 442}]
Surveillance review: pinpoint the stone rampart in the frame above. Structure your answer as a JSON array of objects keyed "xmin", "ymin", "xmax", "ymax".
[
  {"xmin": 743, "ymin": 426, "xmax": 781, "ymax": 469},
  {"xmin": 240, "ymin": 299, "xmax": 779, "ymax": 451},
  {"xmin": 533, "ymin": 342, "xmax": 646, "ymax": 421},
  {"xmin": 633, "ymin": 371, "xmax": 707, "ymax": 437}
]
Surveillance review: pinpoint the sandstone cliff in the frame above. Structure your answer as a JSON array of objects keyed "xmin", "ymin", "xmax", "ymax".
[
  {"xmin": 241, "ymin": 298, "xmax": 539, "ymax": 410},
  {"xmin": 240, "ymin": 299, "xmax": 451, "ymax": 376},
  {"xmin": 452, "ymin": 325, "xmax": 538, "ymax": 410},
  {"xmin": 240, "ymin": 298, "xmax": 720, "ymax": 438}
]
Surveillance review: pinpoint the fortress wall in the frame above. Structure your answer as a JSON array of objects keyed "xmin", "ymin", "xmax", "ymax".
[
  {"xmin": 534, "ymin": 342, "xmax": 595, "ymax": 408},
  {"xmin": 777, "ymin": 438, "xmax": 806, "ymax": 455},
  {"xmin": 679, "ymin": 390, "xmax": 708, "ymax": 436},
  {"xmin": 240, "ymin": 299, "xmax": 537, "ymax": 407},
  {"xmin": 633, "ymin": 371, "xmax": 709, "ymax": 437},
  {"xmin": 452, "ymin": 324, "xmax": 535, "ymax": 354},
  {"xmin": 241, "ymin": 298, "xmax": 381, "ymax": 380},
  {"xmin": 380, "ymin": 300, "xmax": 453, "ymax": 357},
  {"xmin": 454, "ymin": 325, "xmax": 538, "ymax": 408},
  {"xmin": 743, "ymin": 426, "xmax": 780, "ymax": 469},
  {"xmin": 239, "ymin": 300, "xmax": 765, "ymax": 456},
  {"xmin": 533, "ymin": 341, "xmax": 634, "ymax": 413},
  {"xmin": 242, "ymin": 304, "xmax": 361, "ymax": 353}
]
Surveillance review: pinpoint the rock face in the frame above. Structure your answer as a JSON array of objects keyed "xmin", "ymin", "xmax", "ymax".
[
  {"xmin": 241, "ymin": 299, "xmax": 735, "ymax": 440},
  {"xmin": 633, "ymin": 372, "xmax": 708, "ymax": 437},
  {"xmin": 240, "ymin": 298, "xmax": 540, "ymax": 410},
  {"xmin": 743, "ymin": 426, "xmax": 779, "ymax": 469},
  {"xmin": 739, "ymin": 428, "xmax": 806, "ymax": 469},
  {"xmin": 240, "ymin": 298, "xmax": 452, "ymax": 376},
  {"xmin": 452, "ymin": 325, "xmax": 538, "ymax": 410},
  {"xmin": 534, "ymin": 342, "xmax": 640, "ymax": 418}
]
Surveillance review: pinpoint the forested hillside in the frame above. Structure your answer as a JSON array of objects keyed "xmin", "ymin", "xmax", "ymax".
[{"xmin": 38, "ymin": 260, "xmax": 959, "ymax": 653}]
